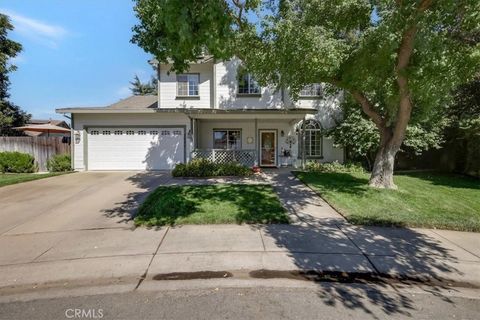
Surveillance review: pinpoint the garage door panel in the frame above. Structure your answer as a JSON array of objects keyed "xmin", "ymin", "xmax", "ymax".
[{"xmin": 87, "ymin": 127, "xmax": 184, "ymax": 170}]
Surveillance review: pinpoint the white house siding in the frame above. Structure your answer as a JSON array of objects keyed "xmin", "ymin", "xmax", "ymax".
[
  {"xmin": 215, "ymin": 60, "xmax": 284, "ymax": 110},
  {"xmin": 159, "ymin": 63, "xmax": 213, "ymax": 109},
  {"xmin": 72, "ymin": 113, "xmax": 191, "ymax": 170},
  {"xmin": 283, "ymin": 90, "xmax": 343, "ymax": 130}
]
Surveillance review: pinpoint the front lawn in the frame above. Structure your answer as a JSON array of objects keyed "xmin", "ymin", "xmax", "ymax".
[
  {"xmin": 0, "ymin": 172, "xmax": 67, "ymax": 188},
  {"xmin": 135, "ymin": 184, "xmax": 289, "ymax": 226},
  {"xmin": 296, "ymin": 171, "xmax": 480, "ymax": 232}
]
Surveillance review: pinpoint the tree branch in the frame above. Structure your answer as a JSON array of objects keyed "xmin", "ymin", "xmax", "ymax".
[
  {"xmin": 350, "ymin": 90, "xmax": 385, "ymax": 130},
  {"xmin": 230, "ymin": 0, "xmax": 246, "ymax": 31},
  {"xmin": 391, "ymin": 0, "xmax": 433, "ymax": 148},
  {"xmin": 325, "ymin": 77, "xmax": 386, "ymax": 131}
]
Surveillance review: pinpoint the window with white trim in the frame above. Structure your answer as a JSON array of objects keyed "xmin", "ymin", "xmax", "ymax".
[
  {"xmin": 213, "ymin": 129, "xmax": 241, "ymax": 149},
  {"xmin": 177, "ymin": 74, "xmax": 199, "ymax": 96},
  {"xmin": 238, "ymin": 72, "xmax": 260, "ymax": 95},
  {"xmin": 299, "ymin": 83, "xmax": 322, "ymax": 97},
  {"xmin": 300, "ymin": 120, "xmax": 323, "ymax": 158}
]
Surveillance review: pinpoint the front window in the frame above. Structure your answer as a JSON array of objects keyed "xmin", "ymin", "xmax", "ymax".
[
  {"xmin": 213, "ymin": 129, "xmax": 241, "ymax": 149},
  {"xmin": 301, "ymin": 120, "xmax": 323, "ymax": 158},
  {"xmin": 177, "ymin": 73, "xmax": 199, "ymax": 96},
  {"xmin": 238, "ymin": 72, "xmax": 260, "ymax": 95},
  {"xmin": 299, "ymin": 83, "xmax": 322, "ymax": 97}
]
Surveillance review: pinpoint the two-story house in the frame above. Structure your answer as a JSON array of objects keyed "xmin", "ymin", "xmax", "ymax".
[{"xmin": 56, "ymin": 57, "xmax": 344, "ymax": 171}]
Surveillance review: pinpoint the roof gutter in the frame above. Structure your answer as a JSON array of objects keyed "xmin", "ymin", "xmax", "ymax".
[{"xmin": 56, "ymin": 107, "xmax": 314, "ymax": 115}]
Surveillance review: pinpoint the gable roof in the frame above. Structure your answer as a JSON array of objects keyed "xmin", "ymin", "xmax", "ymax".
[
  {"xmin": 107, "ymin": 95, "xmax": 158, "ymax": 109},
  {"xmin": 56, "ymin": 95, "xmax": 158, "ymax": 114},
  {"xmin": 29, "ymin": 119, "xmax": 70, "ymax": 128}
]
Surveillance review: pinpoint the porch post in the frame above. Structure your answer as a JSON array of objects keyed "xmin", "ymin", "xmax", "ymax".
[
  {"xmin": 302, "ymin": 115, "xmax": 306, "ymax": 170},
  {"xmin": 254, "ymin": 118, "xmax": 258, "ymax": 166}
]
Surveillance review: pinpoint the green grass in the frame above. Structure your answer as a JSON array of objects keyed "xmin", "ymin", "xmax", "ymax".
[
  {"xmin": 0, "ymin": 172, "xmax": 67, "ymax": 187},
  {"xmin": 135, "ymin": 184, "xmax": 289, "ymax": 226},
  {"xmin": 296, "ymin": 171, "xmax": 480, "ymax": 232}
]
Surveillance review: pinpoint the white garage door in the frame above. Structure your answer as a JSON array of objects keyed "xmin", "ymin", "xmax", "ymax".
[{"xmin": 87, "ymin": 127, "xmax": 184, "ymax": 170}]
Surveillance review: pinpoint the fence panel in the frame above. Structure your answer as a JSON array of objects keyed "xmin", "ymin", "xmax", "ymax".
[{"xmin": 0, "ymin": 136, "xmax": 70, "ymax": 172}]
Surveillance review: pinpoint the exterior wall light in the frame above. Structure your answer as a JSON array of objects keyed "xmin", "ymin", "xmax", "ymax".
[{"xmin": 74, "ymin": 131, "xmax": 81, "ymax": 144}]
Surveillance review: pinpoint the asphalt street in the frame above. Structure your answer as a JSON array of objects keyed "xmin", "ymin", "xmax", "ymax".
[{"xmin": 1, "ymin": 283, "xmax": 479, "ymax": 320}]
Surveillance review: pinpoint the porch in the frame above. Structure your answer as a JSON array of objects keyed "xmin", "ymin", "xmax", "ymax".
[{"xmin": 186, "ymin": 109, "xmax": 315, "ymax": 168}]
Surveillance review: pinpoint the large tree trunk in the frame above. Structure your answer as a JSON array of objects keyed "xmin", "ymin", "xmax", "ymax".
[{"xmin": 369, "ymin": 137, "xmax": 399, "ymax": 189}]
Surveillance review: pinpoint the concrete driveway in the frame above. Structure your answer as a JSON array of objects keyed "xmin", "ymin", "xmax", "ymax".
[
  {"xmin": 0, "ymin": 171, "xmax": 479, "ymax": 304},
  {"xmin": 0, "ymin": 171, "xmax": 167, "ymax": 235}
]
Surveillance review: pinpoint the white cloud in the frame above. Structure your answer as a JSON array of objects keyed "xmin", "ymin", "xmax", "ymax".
[
  {"xmin": 116, "ymin": 86, "xmax": 131, "ymax": 98},
  {"xmin": 1, "ymin": 9, "xmax": 68, "ymax": 48},
  {"xmin": 10, "ymin": 54, "xmax": 26, "ymax": 64}
]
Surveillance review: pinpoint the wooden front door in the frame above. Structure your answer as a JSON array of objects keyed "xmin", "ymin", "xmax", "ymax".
[{"xmin": 259, "ymin": 130, "xmax": 277, "ymax": 167}]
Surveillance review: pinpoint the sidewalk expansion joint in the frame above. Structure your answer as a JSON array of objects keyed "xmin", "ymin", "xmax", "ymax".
[
  {"xmin": 334, "ymin": 223, "xmax": 381, "ymax": 275},
  {"xmin": 430, "ymin": 230, "xmax": 480, "ymax": 260},
  {"xmin": 134, "ymin": 226, "xmax": 170, "ymax": 290}
]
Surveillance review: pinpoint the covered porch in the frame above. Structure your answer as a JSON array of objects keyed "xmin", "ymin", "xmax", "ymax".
[{"xmin": 187, "ymin": 109, "xmax": 314, "ymax": 168}]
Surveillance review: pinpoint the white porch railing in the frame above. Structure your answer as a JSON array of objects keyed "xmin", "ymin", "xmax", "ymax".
[{"xmin": 191, "ymin": 149, "xmax": 257, "ymax": 167}]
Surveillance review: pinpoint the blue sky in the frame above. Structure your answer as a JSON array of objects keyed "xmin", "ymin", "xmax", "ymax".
[{"xmin": 1, "ymin": 0, "xmax": 153, "ymax": 120}]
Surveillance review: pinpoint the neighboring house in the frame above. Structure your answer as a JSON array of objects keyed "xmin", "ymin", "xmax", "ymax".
[
  {"xmin": 56, "ymin": 57, "xmax": 344, "ymax": 171},
  {"xmin": 23, "ymin": 119, "xmax": 70, "ymax": 137}
]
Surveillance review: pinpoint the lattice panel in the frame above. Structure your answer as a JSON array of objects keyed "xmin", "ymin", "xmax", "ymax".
[{"xmin": 191, "ymin": 149, "xmax": 256, "ymax": 167}]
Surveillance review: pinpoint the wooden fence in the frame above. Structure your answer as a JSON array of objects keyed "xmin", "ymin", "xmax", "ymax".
[{"xmin": 0, "ymin": 136, "xmax": 70, "ymax": 172}]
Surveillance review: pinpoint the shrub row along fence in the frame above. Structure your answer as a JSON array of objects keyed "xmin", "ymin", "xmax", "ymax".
[{"xmin": 0, "ymin": 137, "xmax": 70, "ymax": 172}]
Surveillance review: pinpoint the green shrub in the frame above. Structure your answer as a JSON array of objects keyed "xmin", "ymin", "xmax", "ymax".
[
  {"xmin": 172, "ymin": 158, "xmax": 252, "ymax": 177},
  {"xmin": 0, "ymin": 151, "xmax": 36, "ymax": 173},
  {"xmin": 47, "ymin": 154, "xmax": 72, "ymax": 172},
  {"xmin": 306, "ymin": 161, "xmax": 365, "ymax": 174}
]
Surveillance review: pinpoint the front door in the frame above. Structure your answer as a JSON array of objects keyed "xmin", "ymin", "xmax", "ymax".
[{"xmin": 259, "ymin": 130, "xmax": 277, "ymax": 167}]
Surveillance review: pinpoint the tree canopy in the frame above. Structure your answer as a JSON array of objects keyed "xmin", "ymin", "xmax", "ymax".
[
  {"xmin": 129, "ymin": 74, "xmax": 158, "ymax": 95},
  {"xmin": 132, "ymin": 0, "xmax": 480, "ymax": 188},
  {"xmin": 0, "ymin": 14, "xmax": 29, "ymax": 136}
]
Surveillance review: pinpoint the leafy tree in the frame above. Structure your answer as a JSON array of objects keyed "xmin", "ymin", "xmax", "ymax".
[
  {"xmin": 132, "ymin": 0, "xmax": 480, "ymax": 188},
  {"xmin": 0, "ymin": 14, "xmax": 29, "ymax": 136},
  {"xmin": 445, "ymin": 76, "xmax": 480, "ymax": 176},
  {"xmin": 129, "ymin": 74, "xmax": 157, "ymax": 95},
  {"xmin": 329, "ymin": 98, "xmax": 444, "ymax": 170}
]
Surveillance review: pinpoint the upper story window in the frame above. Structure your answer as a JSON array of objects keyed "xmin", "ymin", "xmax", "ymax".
[
  {"xmin": 238, "ymin": 72, "xmax": 260, "ymax": 95},
  {"xmin": 177, "ymin": 73, "xmax": 199, "ymax": 97},
  {"xmin": 299, "ymin": 83, "xmax": 322, "ymax": 97}
]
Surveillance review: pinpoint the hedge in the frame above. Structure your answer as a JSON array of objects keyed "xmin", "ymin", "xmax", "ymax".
[
  {"xmin": 47, "ymin": 154, "xmax": 72, "ymax": 172},
  {"xmin": 0, "ymin": 151, "xmax": 36, "ymax": 173},
  {"xmin": 172, "ymin": 158, "xmax": 252, "ymax": 177}
]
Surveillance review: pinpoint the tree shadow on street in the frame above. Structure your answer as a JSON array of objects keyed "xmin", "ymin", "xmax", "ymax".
[{"xmin": 257, "ymin": 222, "xmax": 462, "ymax": 318}]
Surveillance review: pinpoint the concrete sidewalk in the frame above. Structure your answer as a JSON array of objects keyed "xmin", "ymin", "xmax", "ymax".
[
  {"xmin": 0, "ymin": 224, "xmax": 479, "ymax": 296},
  {"xmin": 0, "ymin": 170, "xmax": 479, "ymax": 298}
]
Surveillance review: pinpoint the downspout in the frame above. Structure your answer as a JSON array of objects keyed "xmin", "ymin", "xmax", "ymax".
[
  {"xmin": 212, "ymin": 61, "xmax": 217, "ymax": 109},
  {"xmin": 65, "ymin": 113, "xmax": 74, "ymax": 171},
  {"xmin": 157, "ymin": 63, "xmax": 161, "ymax": 106}
]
